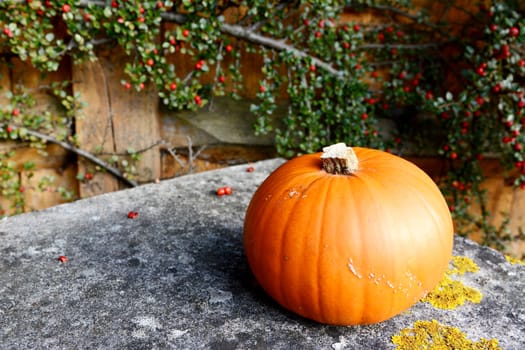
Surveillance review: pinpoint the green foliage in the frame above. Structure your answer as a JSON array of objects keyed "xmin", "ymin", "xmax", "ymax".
[{"xmin": 0, "ymin": 0, "xmax": 524, "ymax": 251}]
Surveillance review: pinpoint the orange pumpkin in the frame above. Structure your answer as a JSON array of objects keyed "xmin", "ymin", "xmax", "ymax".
[{"xmin": 243, "ymin": 143, "xmax": 454, "ymax": 325}]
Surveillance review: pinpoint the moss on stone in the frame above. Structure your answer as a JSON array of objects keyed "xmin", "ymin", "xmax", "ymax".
[
  {"xmin": 422, "ymin": 256, "xmax": 482, "ymax": 310},
  {"xmin": 392, "ymin": 319, "xmax": 502, "ymax": 350}
]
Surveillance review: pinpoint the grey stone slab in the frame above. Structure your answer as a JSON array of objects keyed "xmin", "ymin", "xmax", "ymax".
[{"xmin": 0, "ymin": 159, "xmax": 524, "ymax": 349}]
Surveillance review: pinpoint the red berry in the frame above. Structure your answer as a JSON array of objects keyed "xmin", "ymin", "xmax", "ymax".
[
  {"xmin": 123, "ymin": 81, "xmax": 131, "ymax": 90},
  {"xmin": 169, "ymin": 82, "xmax": 177, "ymax": 91},
  {"xmin": 62, "ymin": 4, "xmax": 71, "ymax": 13},
  {"xmin": 246, "ymin": 166, "xmax": 255, "ymax": 173},
  {"xmin": 225, "ymin": 44, "xmax": 233, "ymax": 53},
  {"xmin": 218, "ymin": 76, "xmax": 225, "ymax": 83},
  {"xmin": 515, "ymin": 143, "xmax": 523, "ymax": 151},
  {"xmin": 84, "ymin": 173, "xmax": 93, "ymax": 180},
  {"xmin": 314, "ymin": 31, "xmax": 322, "ymax": 38},
  {"xmin": 57, "ymin": 255, "xmax": 68, "ymax": 263},
  {"xmin": 450, "ymin": 152, "xmax": 458, "ymax": 160},
  {"xmin": 353, "ymin": 24, "xmax": 360, "ymax": 32},
  {"xmin": 6, "ymin": 125, "xmax": 14, "ymax": 133},
  {"xmin": 518, "ymin": 100, "xmax": 525, "ymax": 109},
  {"xmin": 12, "ymin": 108, "xmax": 20, "ymax": 116},
  {"xmin": 361, "ymin": 113, "xmax": 368, "ymax": 120},
  {"xmin": 519, "ymin": 59, "xmax": 525, "ymax": 67},
  {"xmin": 492, "ymin": 84, "xmax": 501, "ymax": 93},
  {"xmin": 259, "ymin": 85, "xmax": 266, "ymax": 93},
  {"xmin": 183, "ymin": 29, "xmax": 190, "ymax": 37},
  {"xmin": 398, "ymin": 71, "xmax": 406, "ymax": 79},
  {"xmin": 377, "ymin": 32, "xmax": 385, "ymax": 41},
  {"xmin": 111, "ymin": 0, "xmax": 118, "ymax": 8},
  {"xmin": 223, "ymin": 186, "xmax": 232, "ymax": 195},
  {"xmin": 386, "ymin": 26, "xmax": 394, "ymax": 34},
  {"xmin": 476, "ymin": 66, "xmax": 485, "ymax": 76},
  {"xmin": 156, "ymin": 1, "xmax": 163, "ymax": 8},
  {"xmin": 489, "ymin": 24, "xmax": 498, "ymax": 32},
  {"xmin": 3, "ymin": 28, "xmax": 13, "ymax": 38},
  {"xmin": 509, "ymin": 26, "xmax": 520, "ymax": 37},
  {"xmin": 127, "ymin": 211, "xmax": 139, "ymax": 219},
  {"xmin": 216, "ymin": 187, "xmax": 226, "ymax": 196},
  {"xmin": 476, "ymin": 96, "xmax": 484, "ymax": 106},
  {"xmin": 146, "ymin": 58, "xmax": 154, "ymax": 66},
  {"xmin": 309, "ymin": 64, "xmax": 316, "ymax": 72},
  {"xmin": 425, "ymin": 91, "xmax": 434, "ymax": 100},
  {"xmin": 194, "ymin": 95, "xmax": 202, "ymax": 105}
]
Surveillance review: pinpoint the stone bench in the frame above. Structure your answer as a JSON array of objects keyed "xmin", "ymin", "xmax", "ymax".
[{"xmin": 1, "ymin": 159, "xmax": 523, "ymax": 349}]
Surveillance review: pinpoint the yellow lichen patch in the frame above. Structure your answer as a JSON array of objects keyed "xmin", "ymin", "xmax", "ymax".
[
  {"xmin": 505, "ymin": 255, "xmax": 525, "ymax": 267},
  {"xmin": 448, "ymin": 256, "xmax": 479, "ymax": 275},
  {"xmin": 422, "ymin": 256, "xmax": 482, "ymax": 309},
  {"xmin": 392, "ymin": 319, "xmax": 502, "ymax": 350}
]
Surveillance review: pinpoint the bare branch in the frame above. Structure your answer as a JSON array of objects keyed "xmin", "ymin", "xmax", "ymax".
[
  {"xmin": 2, "ymin": 124, "xmax": 138, "ymax": 188},
  {"xmin": 219, "ymin": 23, "xmax": 342, "ymax": 77}
]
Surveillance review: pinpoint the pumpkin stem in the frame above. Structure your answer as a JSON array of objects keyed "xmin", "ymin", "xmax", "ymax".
[{"xmin": 321, "ymin": 143, "xmax": 358, "ymax": 175}]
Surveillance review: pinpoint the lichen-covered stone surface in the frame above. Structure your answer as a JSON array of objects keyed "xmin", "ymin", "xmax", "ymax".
[{"xmin": 0, "ymin": 159, "xmax": 523, "ymax": 349}]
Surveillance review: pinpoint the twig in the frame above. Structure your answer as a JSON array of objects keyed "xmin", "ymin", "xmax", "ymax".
[
  {"xmin": 98, "ymin": 140, "xmax": 164, "ymax": 156},
  {"xmin": 2, "ymin": 124, "xmax": 138, "ymax": 187},
  {"xmin": 159, "ymin": 141, "xmax": 186, "ymax": 168},
  {"xmin": 219, "ymin": 22, "xmax": 342, "ymax": 77},
  {"xmin": 159, "ymin": 137, "xmax": 206, "ymax": 174}
]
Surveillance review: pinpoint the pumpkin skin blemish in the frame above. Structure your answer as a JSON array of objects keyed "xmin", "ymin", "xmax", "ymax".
[
  {"xmin": 392, "ymin": 319, "xmax": 502, "ymax": 350},
  {"xmin": 422, "ymin": 256, "xmax": 482, "ymax": 310}
]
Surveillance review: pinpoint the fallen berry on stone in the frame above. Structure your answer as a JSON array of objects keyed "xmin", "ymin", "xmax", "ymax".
[
  {"xmin": 127, "ymin": 211, "xmax": 139, "ymax": 219},
  {"xmin": 57, "ymin": 255, "xmax": 68, "ymax": 263}
]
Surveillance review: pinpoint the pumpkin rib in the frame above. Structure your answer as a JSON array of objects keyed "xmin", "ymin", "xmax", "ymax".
[
  {"xmin": 346, "ymin": 171, "xmax": 397, "ymax": 324},
  {"xmin": 272, "ymin": 172, "xmax": 320, "ymax": 311},
  {"xmin": 314, "ymin": 174, "xmax": 339, "ymax": 323}
]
